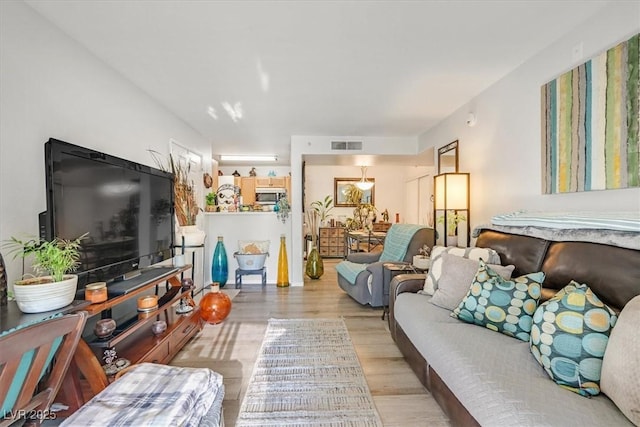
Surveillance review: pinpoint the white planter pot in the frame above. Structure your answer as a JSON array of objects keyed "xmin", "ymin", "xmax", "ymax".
[
  {"xmin": 412, "ymin": 256, "xmax": 431, "ymax": 270},
  {"xmin": 175, "ymin": 225, "xmax": 206, "ymax": 247},
  {"xmin": 446, "ymin": 235, "xmax": 458, "ymax": 247},
  {"xmin": 13, "ymin": 275, "xmax": 78, "ymax": 313}
]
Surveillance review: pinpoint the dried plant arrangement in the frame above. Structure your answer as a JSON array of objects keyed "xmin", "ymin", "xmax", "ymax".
[
  {"xmin": 149, "ymin": 150, "xmax": 200, "ymax": 226},
  {"xmin": 306, "ymin": 209, "xmax": 319, "ymax": 247}
]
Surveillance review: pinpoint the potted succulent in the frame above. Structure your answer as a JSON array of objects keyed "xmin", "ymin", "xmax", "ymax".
[
  {"xmin": 205, "ymin": 192, "xmax": 217, "ymax": 212},
  {"xmin": 413, "ymin": 244, "xmax": 432, "ymax": 270},
  {"xmin": 4, "ymin": 233, "xmax": 87, "ymax": 313}
]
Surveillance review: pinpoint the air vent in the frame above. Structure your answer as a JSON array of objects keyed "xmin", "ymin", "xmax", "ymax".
[{"xmin": 331, "ymin": 141, "xmax": 362, "ymax": 151}]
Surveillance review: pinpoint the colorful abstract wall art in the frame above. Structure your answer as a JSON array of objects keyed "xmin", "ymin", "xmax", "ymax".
[{"xmin": 541, "ymin": 33, "xmax": 639, "ymax": 194}]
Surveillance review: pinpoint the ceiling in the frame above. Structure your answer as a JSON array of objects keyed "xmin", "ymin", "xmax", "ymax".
[{"xmin": 25, "ymin": 0, "xmax": 607, "ymax": 166}]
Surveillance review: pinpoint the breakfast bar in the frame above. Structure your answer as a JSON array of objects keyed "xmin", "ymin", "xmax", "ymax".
[{"xmin": 202, "ymin": 212, "xmax": 293, "ymax": 286}]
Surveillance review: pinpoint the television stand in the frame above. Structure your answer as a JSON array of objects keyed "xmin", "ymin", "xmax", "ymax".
[{"xmin": 58, "ymin": 265, "xmax": 202, "ymax": 412}]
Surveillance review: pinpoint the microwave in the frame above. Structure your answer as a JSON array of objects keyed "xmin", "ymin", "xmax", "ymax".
[{"xmin": 255, "ymin": 187, "xmax": 287, "ymax": 205}]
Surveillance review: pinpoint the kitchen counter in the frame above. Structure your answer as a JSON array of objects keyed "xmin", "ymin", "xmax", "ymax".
[{"xmin": 202, "ymin": 212, "xmax": 295, "ymax": 286}]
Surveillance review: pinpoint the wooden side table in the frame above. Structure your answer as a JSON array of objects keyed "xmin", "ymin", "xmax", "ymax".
[{"xmin": 381, "ymin": 263, "xmax": 418, "ymax": 320}]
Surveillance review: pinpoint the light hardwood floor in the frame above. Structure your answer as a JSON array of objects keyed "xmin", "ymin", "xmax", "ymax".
[{"xmin": 171, "ymin": 259, "xmax": 451, "ymax": 427}]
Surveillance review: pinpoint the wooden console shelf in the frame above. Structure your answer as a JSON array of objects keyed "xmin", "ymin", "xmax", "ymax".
[
  {"xmin": 60, "ymin": 265, "xmax": 203, "ymax": 410},
  {"xmin": 83, "ymin": 265, "xmax": 190, "ymax": 316}
]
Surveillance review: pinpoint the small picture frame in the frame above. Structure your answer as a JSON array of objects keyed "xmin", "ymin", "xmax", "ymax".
[{"xmin": 334, "ymin": 178, "xmax": 375, "ymax": 207}]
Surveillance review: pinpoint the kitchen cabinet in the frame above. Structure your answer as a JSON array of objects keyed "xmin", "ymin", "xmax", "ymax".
[
  {"xmin": 241, "ymin": 177, "xmax": 256, "ymax": 205},
  {"xmin": 255, "ymin": 177, "xmax": 286, "ymax": 188}
]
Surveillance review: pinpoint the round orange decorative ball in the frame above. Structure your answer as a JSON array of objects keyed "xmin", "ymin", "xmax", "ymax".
[{"xmin": 199, "ymin": 286, "xmax": 232, "ymax": 324}]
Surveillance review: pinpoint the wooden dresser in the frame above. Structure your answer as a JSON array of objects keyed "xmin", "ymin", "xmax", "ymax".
[
  {"xmin": 372, "ymin": 222, "xmax": 392, "ymax": 232},
  {"xmin": 318, "ymin": 227, "xmax": 346, "ymax": 258}
]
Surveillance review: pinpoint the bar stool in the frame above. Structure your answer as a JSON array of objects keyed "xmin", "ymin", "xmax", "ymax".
[{"xmin": 235, "ymin": 267, "xmax": 267, "ymax": 289}]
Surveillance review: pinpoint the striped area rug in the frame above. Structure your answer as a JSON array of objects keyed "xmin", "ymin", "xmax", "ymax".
[{"xmin": 236, "ymin": 318, "xmax": 383, "ymax": 427}]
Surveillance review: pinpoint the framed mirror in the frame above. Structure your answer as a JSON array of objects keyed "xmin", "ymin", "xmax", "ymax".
[
  {"xmin": 334, "ymin": 178, "xmax": 375, "ymax": 207},
  {"xmin": 438, "ymin": 140, "xmax": 459, "ymax": 174}
]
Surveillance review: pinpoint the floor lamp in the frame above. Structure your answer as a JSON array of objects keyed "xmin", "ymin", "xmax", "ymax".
[{"xmin": 434, "ymin": 173, "xmax": 470, "ymax": 247}]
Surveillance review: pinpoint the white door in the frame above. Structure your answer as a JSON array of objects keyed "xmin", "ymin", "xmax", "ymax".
[
  {"xmin": 405, "ymin": 174, "xmax": 433, "ymax": 226},
  {"xmin": 418, "ymin": 175, "xmax": 434, "ymax": 227},
  {"xmin": 404, "ymin": 179, "xmax": 419, "ymax": 224}
]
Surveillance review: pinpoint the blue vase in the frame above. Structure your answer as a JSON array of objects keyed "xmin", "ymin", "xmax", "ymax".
[{"xmin": 211, "ymin": 236, "xmax": 228, "ymax": 287}]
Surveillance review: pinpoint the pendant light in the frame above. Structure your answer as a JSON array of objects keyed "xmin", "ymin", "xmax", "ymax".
[{"xmin": 355, "ymin": 166, "xmax": 374, "ymax": 191}]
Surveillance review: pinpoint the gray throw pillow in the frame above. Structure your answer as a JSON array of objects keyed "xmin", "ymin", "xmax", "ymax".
[
  {"xmin": 430, "ymin": 253, "xmax": 515, "ymax": 311},
  {"xmin": 422, "ymin": 246, "xmax": 501, "ymax": 295},
  {"xmin": 601, "ymin": 295, "xmax": 640, "ymax": 424}
]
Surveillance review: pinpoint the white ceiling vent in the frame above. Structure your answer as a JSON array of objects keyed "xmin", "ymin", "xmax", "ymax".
[{"xmin": 331, "ymin": 141, "xmax": 363, "ymax": 151}]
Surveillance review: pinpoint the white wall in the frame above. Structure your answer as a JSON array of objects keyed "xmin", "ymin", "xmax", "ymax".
[
  {"xmin": 418, "ymin": 2, "xmax": 640, "ymax": 235},
  {"xmin": 0, "ymin": 1, "xmax": 211, "ymax": 286}
]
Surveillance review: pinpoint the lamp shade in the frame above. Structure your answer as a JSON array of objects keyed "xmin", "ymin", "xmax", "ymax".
[
  {"xmin": 355, "ymin": 180, "xmax": 374, "ymax": 190},
  {"xmin": 434, "ymin": 173, "xmax": 469, "ymax": 210},
  {"xmin": 355, "ymin": 166, "xmax": 374, "ymax": 190}
]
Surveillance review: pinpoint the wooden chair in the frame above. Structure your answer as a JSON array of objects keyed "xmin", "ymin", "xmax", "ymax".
[{"xmin": 0, "ymin": 312, "xmax": 86, "ymax": 427}]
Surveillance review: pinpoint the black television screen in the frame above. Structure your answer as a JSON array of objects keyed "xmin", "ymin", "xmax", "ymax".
[{"xmin": 44, "ymin": 138, "xmax": 175, "ymax": 289}]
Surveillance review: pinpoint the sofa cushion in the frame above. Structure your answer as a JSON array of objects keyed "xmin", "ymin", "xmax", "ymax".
[
  {"xmin": 423, "ymin": 246, "xmax": 501, "ymax": 295},
  {"xmin": 394, "ymin": 292, "xmax": 633, "ymax": 426},
  {"xmin": 601, "ymin": 295, "xmax": 640, "ymax": 425},
  {"xmin": 530, "ymin": 281, "xmax": 617, "ymax": 397},
  {"xmin": 430, "ymin": 253, "xmax": 514, "ymax": 311},
  {"xmin": 451, "ymin": 261, "xmax": 543, "ymax": 341}
]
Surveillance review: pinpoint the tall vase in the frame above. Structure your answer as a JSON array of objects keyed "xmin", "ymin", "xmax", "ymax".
[
  {"xmin": 305, "ymin": 245, "xmax": 324, "ymax": 279},
  {"xmin": 211, "ymin": 236, "xmax": 229, "ymax": 287},
  {"xmin": 277, "ymin": 234, "xmax": 289, "ymax": 287}
]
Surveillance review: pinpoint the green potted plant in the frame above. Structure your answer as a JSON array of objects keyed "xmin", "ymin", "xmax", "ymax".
[
  {"xmin": 310, "ymin": 195, "xmax": 334, "ymax": 226},
  {"xmin": 4, "ymin": 233, "xmax": 87, "ymax": 313},
  {"xmin": 205, "ymin": 192, "xmax": 217, "ymax": 212},
  {"xmin": 437, "ymin": 211, "xmax": 466, "ymax": 246}
]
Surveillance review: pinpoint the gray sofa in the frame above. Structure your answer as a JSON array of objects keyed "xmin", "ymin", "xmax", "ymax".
[{"xmin": 389, "ymin": 227, "xmax": 640, "ymax": 426}]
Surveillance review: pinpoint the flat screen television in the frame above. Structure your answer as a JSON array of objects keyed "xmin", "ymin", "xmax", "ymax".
[{"xmin": 43, "ymin": 138, "xmax": 175, "ymax": 292}]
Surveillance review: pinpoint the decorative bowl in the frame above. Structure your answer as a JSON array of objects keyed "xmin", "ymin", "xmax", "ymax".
[
  {"xmin": 94, "ymin": 318, "xmax": 116, "ymax": 339},
  {"xmin": 234, "ymin": 252, "xmax": 268, "ymax": 270},
  {"xmin": 151, "ymin": 320, "xmax": 167, "ymax": 335}
]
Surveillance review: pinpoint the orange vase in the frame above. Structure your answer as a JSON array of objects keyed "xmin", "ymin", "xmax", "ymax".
[
  {"xmin": 199, "ymin": 284, "xmax": 232, "ymax": 324},
  {"xmin": 276, "ymin": 235, "xmax": 289, "ymax": 287}
]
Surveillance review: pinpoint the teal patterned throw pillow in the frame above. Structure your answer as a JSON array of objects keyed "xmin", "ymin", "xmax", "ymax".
[
  {"xmin": 529, "ymin": 281, "xmax": 617, "ymax": 397},
  {"xmin": 451, "ymin": 260, "xmax": 544, "ymax": 342}
]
